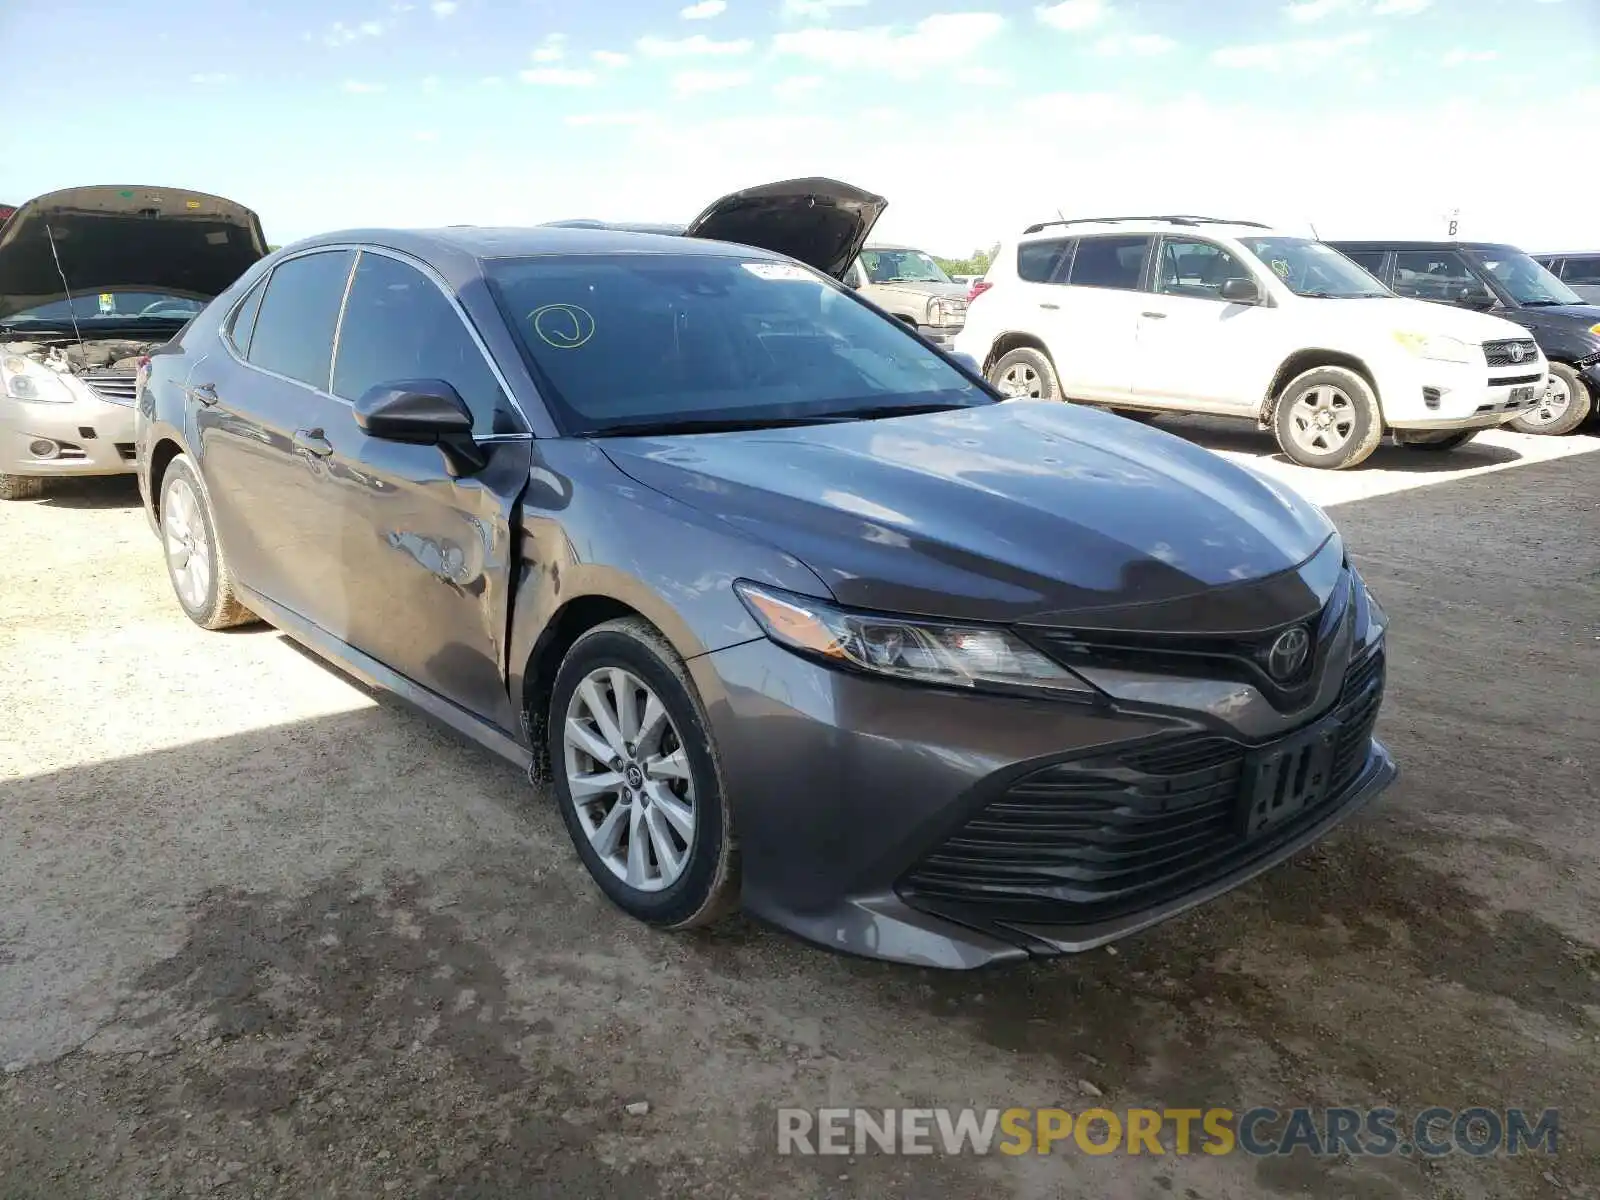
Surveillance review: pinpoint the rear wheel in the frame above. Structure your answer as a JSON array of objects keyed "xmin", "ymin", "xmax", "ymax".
[
  {"xmin": 988, "ymin": 347, "xmax": 1061, "ymax": 401},
  {"xmin": 1399, "ymin": 430, "xmax": 1478, "ymax": 452},
  {"xmin": 549, "ymin": 618, "xmax": 739, "ymax": 930},
  {"xmin": 1507, "ymin": 362, "xmax": 1592, "ymax": 436},
  {"xmin": 1272, "ymin": 366, "xmax": 1384, "ymax": 470},
  {"xmin": 0, "ymin": 474, "xmax": 45, "ymax": 501},
  {"xmin": 159, "ymin": 455, "xmax": 255, "ymax": 630}
]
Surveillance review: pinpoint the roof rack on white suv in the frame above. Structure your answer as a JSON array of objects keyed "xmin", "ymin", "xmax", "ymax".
[{"xmin": 954, "ymin": 217, "xmax": 1551, "ymax": 470}]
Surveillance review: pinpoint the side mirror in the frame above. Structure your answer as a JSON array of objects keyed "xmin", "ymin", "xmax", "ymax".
[
  {"xmin": 353, "ymin": 379, "xmax": 484, "ymax": 475},
  {"xmin": 1455, "ymin": 286, "xmax": 1495, "ymax": 310},
  {"xmin": 1220, "ymin": 276, "xmax": 1262, "ymax": 304}
]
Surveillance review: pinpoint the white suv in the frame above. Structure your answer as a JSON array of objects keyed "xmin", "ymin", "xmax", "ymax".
[{"xmin": 954, "ymin": 216, "xmax": 1550, "ymax": 469}]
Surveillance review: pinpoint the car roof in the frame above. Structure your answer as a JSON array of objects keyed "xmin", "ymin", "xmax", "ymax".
[
  {"xmin": 1015, "ymin": 217, "xmax": 1280, "ymax": 241},
  {"xmin": 1326, "ymin": 239, "xmax": 1528, "ymax": 253}
]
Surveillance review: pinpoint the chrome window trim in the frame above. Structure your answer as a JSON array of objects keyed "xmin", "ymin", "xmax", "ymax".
[{"xmin": 220, "ymin": 246, "xmax": 358, "ymax": 406}]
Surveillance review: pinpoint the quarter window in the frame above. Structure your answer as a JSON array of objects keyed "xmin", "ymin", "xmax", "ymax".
[
  {"xmin": 226, "ymin": 274, "xmax": 269, "ymax": 356},
  {"xmin": 246, "ymin": 249, "xmax": 356, "ymax": 389},
  {"xmin": 1390, "ymin": 250, "xmax": 1494, "ymax": 307},
  {"xmin": 1017, "ymin": 238, "xmax": 1073, "ymax": 284},
  {"xmin": 1560, "ymin": 255, "xmax": 1600, "ymax": 285},
  {"xmin": 331, "ymin": 251, "xmax": 519, "ymax": 435},
  {"xmin": 1157, "ymin": 239, "xmax": 1252, "ymax": 301},
  {"xmin": 1067, "ymin": 235, "xmax": 1152, "ymax": 291}
]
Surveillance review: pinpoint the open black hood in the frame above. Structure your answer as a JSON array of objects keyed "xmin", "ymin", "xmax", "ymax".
[
  {"xmin": 681, "ymin": 177, "xmax": 887, "ymax": 281},
  {"xmin": 0, "ymin": 185, "xmax": 268, "ymax": 321}
]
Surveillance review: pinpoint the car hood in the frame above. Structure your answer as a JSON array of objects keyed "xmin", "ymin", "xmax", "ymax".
[
  {"xmin": 868, "ymin": 279, "xmax": 968, "ymax": 300},
  {"xmin": 0, "ymin": 185, "xmax": 268, "ymax": 321},
  {"xmin": 597, "ymin": 400, "xmax": 1337, "ymax": 624},
  {"xmin": 1334, "ymin": 295, "xmax": 1538, "ymax": 343},
  {"xmin": 682, "ymin": 178, "xmax": 888, "ymax": 281},
  {"xmin": 1502, "ymin": 302, "xmax": 1600, "ymax": 334}
]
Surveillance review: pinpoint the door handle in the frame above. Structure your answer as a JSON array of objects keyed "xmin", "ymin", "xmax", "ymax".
[
  {"xmin": 1039, "ymin": 302, "xmax": 1061, "ymax": 311},
  {"xmin": 1141, "ymin": 311, "xmax": 1168, "ymax": 319},
  {"xmin": 293, "ymin": 428, "xmax": 334, "ymax": 457},
  {"xmin": 188, "ymin": 382, "xmax": 218, "ymax": 406}
]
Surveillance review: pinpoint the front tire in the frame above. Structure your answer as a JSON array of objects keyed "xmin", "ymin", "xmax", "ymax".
[
  {"xmin": 1399, "ymin": 430, "xmax": 1478, "ymax": 452},
  {"xmin": 0, "ymin": 474, "xmax": 45, "ymax": 501},
  {"xmin": 988, "ymin": 346, "xmax": 1062, "ymax": 401},
  {"xmin": 159, "ymin": 454, "xmax": 255, "ymax": 630},
  {"xmin": 548, "ymin": 617, "xmax": 739, "ymax": 930},
  {"xmin": 1508, "ymin": 362, "xmax": 1592, "ymax": 436},
  {"xmin": 1272, "ymin": 366, "xmax": 1384, "ymax": 470}
]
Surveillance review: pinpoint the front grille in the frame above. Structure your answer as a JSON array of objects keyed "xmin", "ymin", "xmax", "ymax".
[
  {"xmin": 1483, "ymin": 339, "xmax": 1538, "ymax": 368},
  {"xmin": 898, "ymin": 645, "xmax": 1386, "ymax": 926},
  {"xmin": 81, "ymin": 369, "xmax": 138, "ymax": 406},
  {"xmin": 1488, "ymin": 373, "xmax": 1544, "ymax": 387}
]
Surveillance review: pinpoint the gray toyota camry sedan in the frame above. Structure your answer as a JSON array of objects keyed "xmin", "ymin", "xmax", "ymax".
[{"xmin": 135, "ymin": 178, "xmax": 1396, "ymax": 969}]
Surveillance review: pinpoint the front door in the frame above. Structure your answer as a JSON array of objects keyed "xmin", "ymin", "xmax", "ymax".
[
  {"xmin": 324, "ymin": 248, "xmax": 531, "ymax": 729},
  {"xmin": 198, "ymin": 247, "xmax": 357, "ymax": 626}
]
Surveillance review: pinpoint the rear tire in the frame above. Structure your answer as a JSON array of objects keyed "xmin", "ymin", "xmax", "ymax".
[
  {"xmin": 0, "ymin": 474, "xmax": 45, "ymax": 501},
  {"xmin": 1507, "ymin": 362, "xmax": 1592, "ymax": 436},
  {"xmin": 988, "ymin": 346, "xmax": 1062, "ymax": 401},
  {"xmin": 548, "ymin": 617, "xmax": 739, "ymax": 931},
  {"xmin": 158, "ymin": 454, "xmax": 255, "ymax": 630},
  {"xmin": 1399, "ymin": 430, "xmax": 1478, "ymax": 452},
  {"xmin": 1272, "ymin": 366, "xmax": 1384, "ymax": 470}
]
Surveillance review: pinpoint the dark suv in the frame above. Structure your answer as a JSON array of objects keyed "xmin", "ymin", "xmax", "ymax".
[{"xmin": 1329, "ymin": 240, "xmax": 1600, "ymax": 436}]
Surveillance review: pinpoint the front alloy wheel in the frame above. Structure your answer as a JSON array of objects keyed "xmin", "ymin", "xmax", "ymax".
[{"xmin": 1508, "ymin": 363, "xmax": 1593, "ymax": 436}]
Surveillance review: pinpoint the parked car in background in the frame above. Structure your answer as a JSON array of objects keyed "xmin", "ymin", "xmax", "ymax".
[
  {"xmin": 1329, "ymin": 240, "xmax": 1598, "ymax": 436},
  {"xmin": 0, "ymin": 185, "xmax": 267, "ymax": 500},
  {"xmin": 134, "ymin": 178, "xmax": 1395, "ymax": 968},
  {"xmin": 840, "ymin": 245, "xmax": 968, "ymax": 347},
  {"xmin": 0, "ymin": 204, "xmax": 17, "ymax": 227},
  {"xmin": 956, "ymin": 216, "xmax": 1546, "ymax": 470},
  {"xmin": 1535, "ymin": 252, "xmax": 1600, "ymax": 305}
]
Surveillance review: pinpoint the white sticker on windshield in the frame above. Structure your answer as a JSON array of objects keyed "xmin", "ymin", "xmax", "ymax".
[{"xmin": 741, "ymin": 262, "xmax": 812, "ymax": 281}]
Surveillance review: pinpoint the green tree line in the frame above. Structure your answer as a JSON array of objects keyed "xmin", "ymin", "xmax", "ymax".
[{"xmin": 933, "ymin": 244, "xmax": 999, "ymax": 278}]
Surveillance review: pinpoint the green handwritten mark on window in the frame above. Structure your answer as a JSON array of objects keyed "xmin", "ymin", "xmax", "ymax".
[
  {"xmin": 531, "ymin": 303, "xmax": 596, "ymax": 349},
  {"xmin": 1270, "ymin": 259, "xmax": 1292, "ymax": 279}
]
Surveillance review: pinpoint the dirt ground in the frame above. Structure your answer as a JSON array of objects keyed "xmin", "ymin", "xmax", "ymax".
[{"xmin": 2, "ymin": 420, "xmax": 1597, "ymax": 1199}]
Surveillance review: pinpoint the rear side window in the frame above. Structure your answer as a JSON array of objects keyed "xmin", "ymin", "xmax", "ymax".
[
  {"xmin": 331, "ymin": 251, "xmax": 521, "ymax": 435},
  {"xmin": 1017, "ymin": 238, "xmax": 1073, "ymax": 283},
  {"xmin": 226, "ymin": 274, "xmax": 269, "ymax": 356},
  {"xmin": 246, "ymin": 250, "xmax": 356, "ymax": 390},
  {"xmin": 1067, "ymin": 236, "xmax": 1152, "ymax": 291},
  {"xmin": 1390, "ymin": 250, "xmax": 1493, "ymax": 306},
  {"xmin": 1561, "ymin": 255, "xmax": 1600, "ymax": 285}
]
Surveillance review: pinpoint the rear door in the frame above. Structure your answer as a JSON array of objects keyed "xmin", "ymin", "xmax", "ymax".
[
  {"xmin": 1133, "ymin": 236, "xmax": 1282, "ymax": 412},
  {"xmin": 1044, "ymin": 234, "xmax": 1151, "ymax": 401},
  {"xmin": 681, "ymin": 177, "xmax": 887, "ymax": 280},
  {"xmin": 325, "ymin": 248, "xmax": 531, "ymax": 728},
  {"xmin": 201, "ymin": 248, "xmax": 356, "ymax": 626}
]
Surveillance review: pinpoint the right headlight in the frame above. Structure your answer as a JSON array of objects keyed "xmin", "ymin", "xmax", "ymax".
[
  {"xmin": 734, "ymin": 580, "xmax": 1099, "ymax": 701},
  {"xmin": 1, "ymin": 354, "xmax": 74, "ymax": 403},
  {"xmin": 1392, "ymin": 331, "xmax": 1472, "ymax": 364}
]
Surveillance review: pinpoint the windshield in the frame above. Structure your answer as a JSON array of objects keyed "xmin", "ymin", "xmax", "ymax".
[
  {"xmin": 1239, "ymin": 237, "xmax": 1390, "ymax": 298},
  {"xmin": 2, "ymin": 290, "xmax": 206, "ymax": 325},
  {"xmin": 1472, "ymin": 248, "xmax": 1583, "ymax": 307},
  {"xmin": 861, "ymin": 249, "xmax": 952, "ymax": 285},
  {"xmin": 485, "ymin": 253, "xmax": 990, "ymax": 436}
]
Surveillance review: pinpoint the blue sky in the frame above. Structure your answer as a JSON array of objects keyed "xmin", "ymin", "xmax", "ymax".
[{"xmin": 3, "ymin": 0, "xmax": 1596, "ymax": 254}]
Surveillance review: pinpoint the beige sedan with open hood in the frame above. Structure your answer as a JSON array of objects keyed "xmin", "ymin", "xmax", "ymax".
[{"xmin": 0, "ymin": 185, "xmax": 267, "ymax": 499}]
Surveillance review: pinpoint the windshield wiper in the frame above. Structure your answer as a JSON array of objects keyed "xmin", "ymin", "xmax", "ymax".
[
  {"xmin": 805, "ymin": 401, "xmax": 986, "ymax": 421},
  {"xmin": 584, "ymin": 415, "xmax": 844, "ymax": 437},
  {"xmin": 1518, "ymin": 299, "xmax": 1567, "ymax": 307}
]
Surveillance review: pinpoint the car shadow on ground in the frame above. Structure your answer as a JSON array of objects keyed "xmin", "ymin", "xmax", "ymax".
[
  {"xmin": 1149, "ymin": 414, "xmax": 1527, "ymax": 469},
  {"xmin": 32, "ymin": 475, "xmax": 142, "ymax": 510}
]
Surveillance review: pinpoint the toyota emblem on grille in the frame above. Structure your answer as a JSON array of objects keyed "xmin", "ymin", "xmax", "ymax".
[
  {"xmin": 1509, "ymin": 343, "xmax": 1526, "ymax": 363},
  {"xmin": 1265, "ymin": 626, "xmax": 1311, "ymax": 682}
]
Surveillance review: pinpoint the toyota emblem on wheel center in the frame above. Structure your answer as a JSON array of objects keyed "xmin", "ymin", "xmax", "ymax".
[{"xmin": 1265, "ymin": 626, "xmax": 1312, "ymax": 681}]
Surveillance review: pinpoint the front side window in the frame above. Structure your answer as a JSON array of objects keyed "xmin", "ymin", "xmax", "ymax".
[
  {"xmin": 1157, "ymin": 238, "xmax": 1253, "ymax": 301},
  {"xmin": 1238, "ymin": 237, "xmax": 1389, "ymax": 299},
  {"xmin": 1066, "ymin": 236, "xmax": 1151, "ymax": 291},
  {"xmin": 484, "ymin": 252, "xmax": 991, "ymax": 436},
  {"xmin": 331, "ymin": 252, "xmax": 520, "ymax": 434},
  {"xmin": 1471, "ymin": 247, "xmax": 1583, "ymax": 307},
  {"xmin": 860, "ymin": 249, "xmax": 951, "ymax": 285},
  {"xmin": 246, "ymin": 249, "xmax": 356, "ymax": 389},
  {"xmin": 1017, "ymin": 238, "xmax": 1072, "ymax": 284},
  {"xmin": 1389, "ymin": 250, "xmax": 1495, "ymax": 307}
]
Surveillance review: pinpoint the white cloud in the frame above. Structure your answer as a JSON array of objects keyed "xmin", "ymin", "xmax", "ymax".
[
  {"xmin": 413, "ymin": 130, "xmax": 440, "ymax": 142},
  {"xmin": 773, "ymin": 12, "xmax": 1006, "ymax": 76},
  {"xmin": 421, "ymin": 74, "xmax": 441, "ymax": 92},
  {"xmin": 430, "ymin": 0, "xmax": 458, "ymax": 15},
  {"xmin": 342, "ymin": 79, "xmax": 386, "ymax": 93},
  {"xmin": 520, "ymin": 66, "xmax": 598, "ymax": 85},
  {"xmin": 592, "ymin": 49, "xmax": 631, "ymax": 68},
  {"xmin": 1371, "ymin": 0, "xmax": 1432, "ymax": 14},
  {"xmin": 188, "ymin": 72, "xmax": 234, "ymax": 85},
  {"xmin": 532, "ymin": 33, "xmax": 566, "ymax": 62},
  {"xmin": 1284, "ymin": 0, "xmax": 1348, "ymax": 22},
  {"xmin": 1035, "ymin": 0, "xmax": 1105, "ymax": 32},
  {"xmin": 1093, "ymin": 33, "xmax": 1177, "ymax": 56},
  {"xmin": 565, "ymin": 112, "xmax": 654, "ymax": 127},
  {"xmin": 672, "ymin": 67, "xmax": 754, "ymax": 94},
  {"xmin": 771, "ymin": 73, "xmax": 825, "ymax": 99},
  {"xmin": 391, "ymin": 2, "xmax": 416, "ymax": 11},
  {"xmin": 781, "ymin": 0, "xmax": 869, "ymax": 17},
  {"xmin": 1442, "ymin": 47, "xmax": 1498, "ymax": 65},
  {"xmin": 1211, "ymin": 30, "xmax": 1372, "ymax": 70},
  {"xmin": 321, "ymin": 19, "xmax": 386, "ymax": 46},
  {"xmin": 1287, "ymin": 0, "xmax": 1431, "ymax": 16},
  {"xmin": 636, "ymin": 33, "xmax": 754, "ymax": 56},
  {"xmin": 680, "ymin": 0, "xmax": 727, "ymax": 17},
  {"xmin": 479, "ymin": 75, "xmax": 505, "ymax": 86},
  {"xmin": 954, "ymin": 64, "xmax": 1012, "ymax": 84}
]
